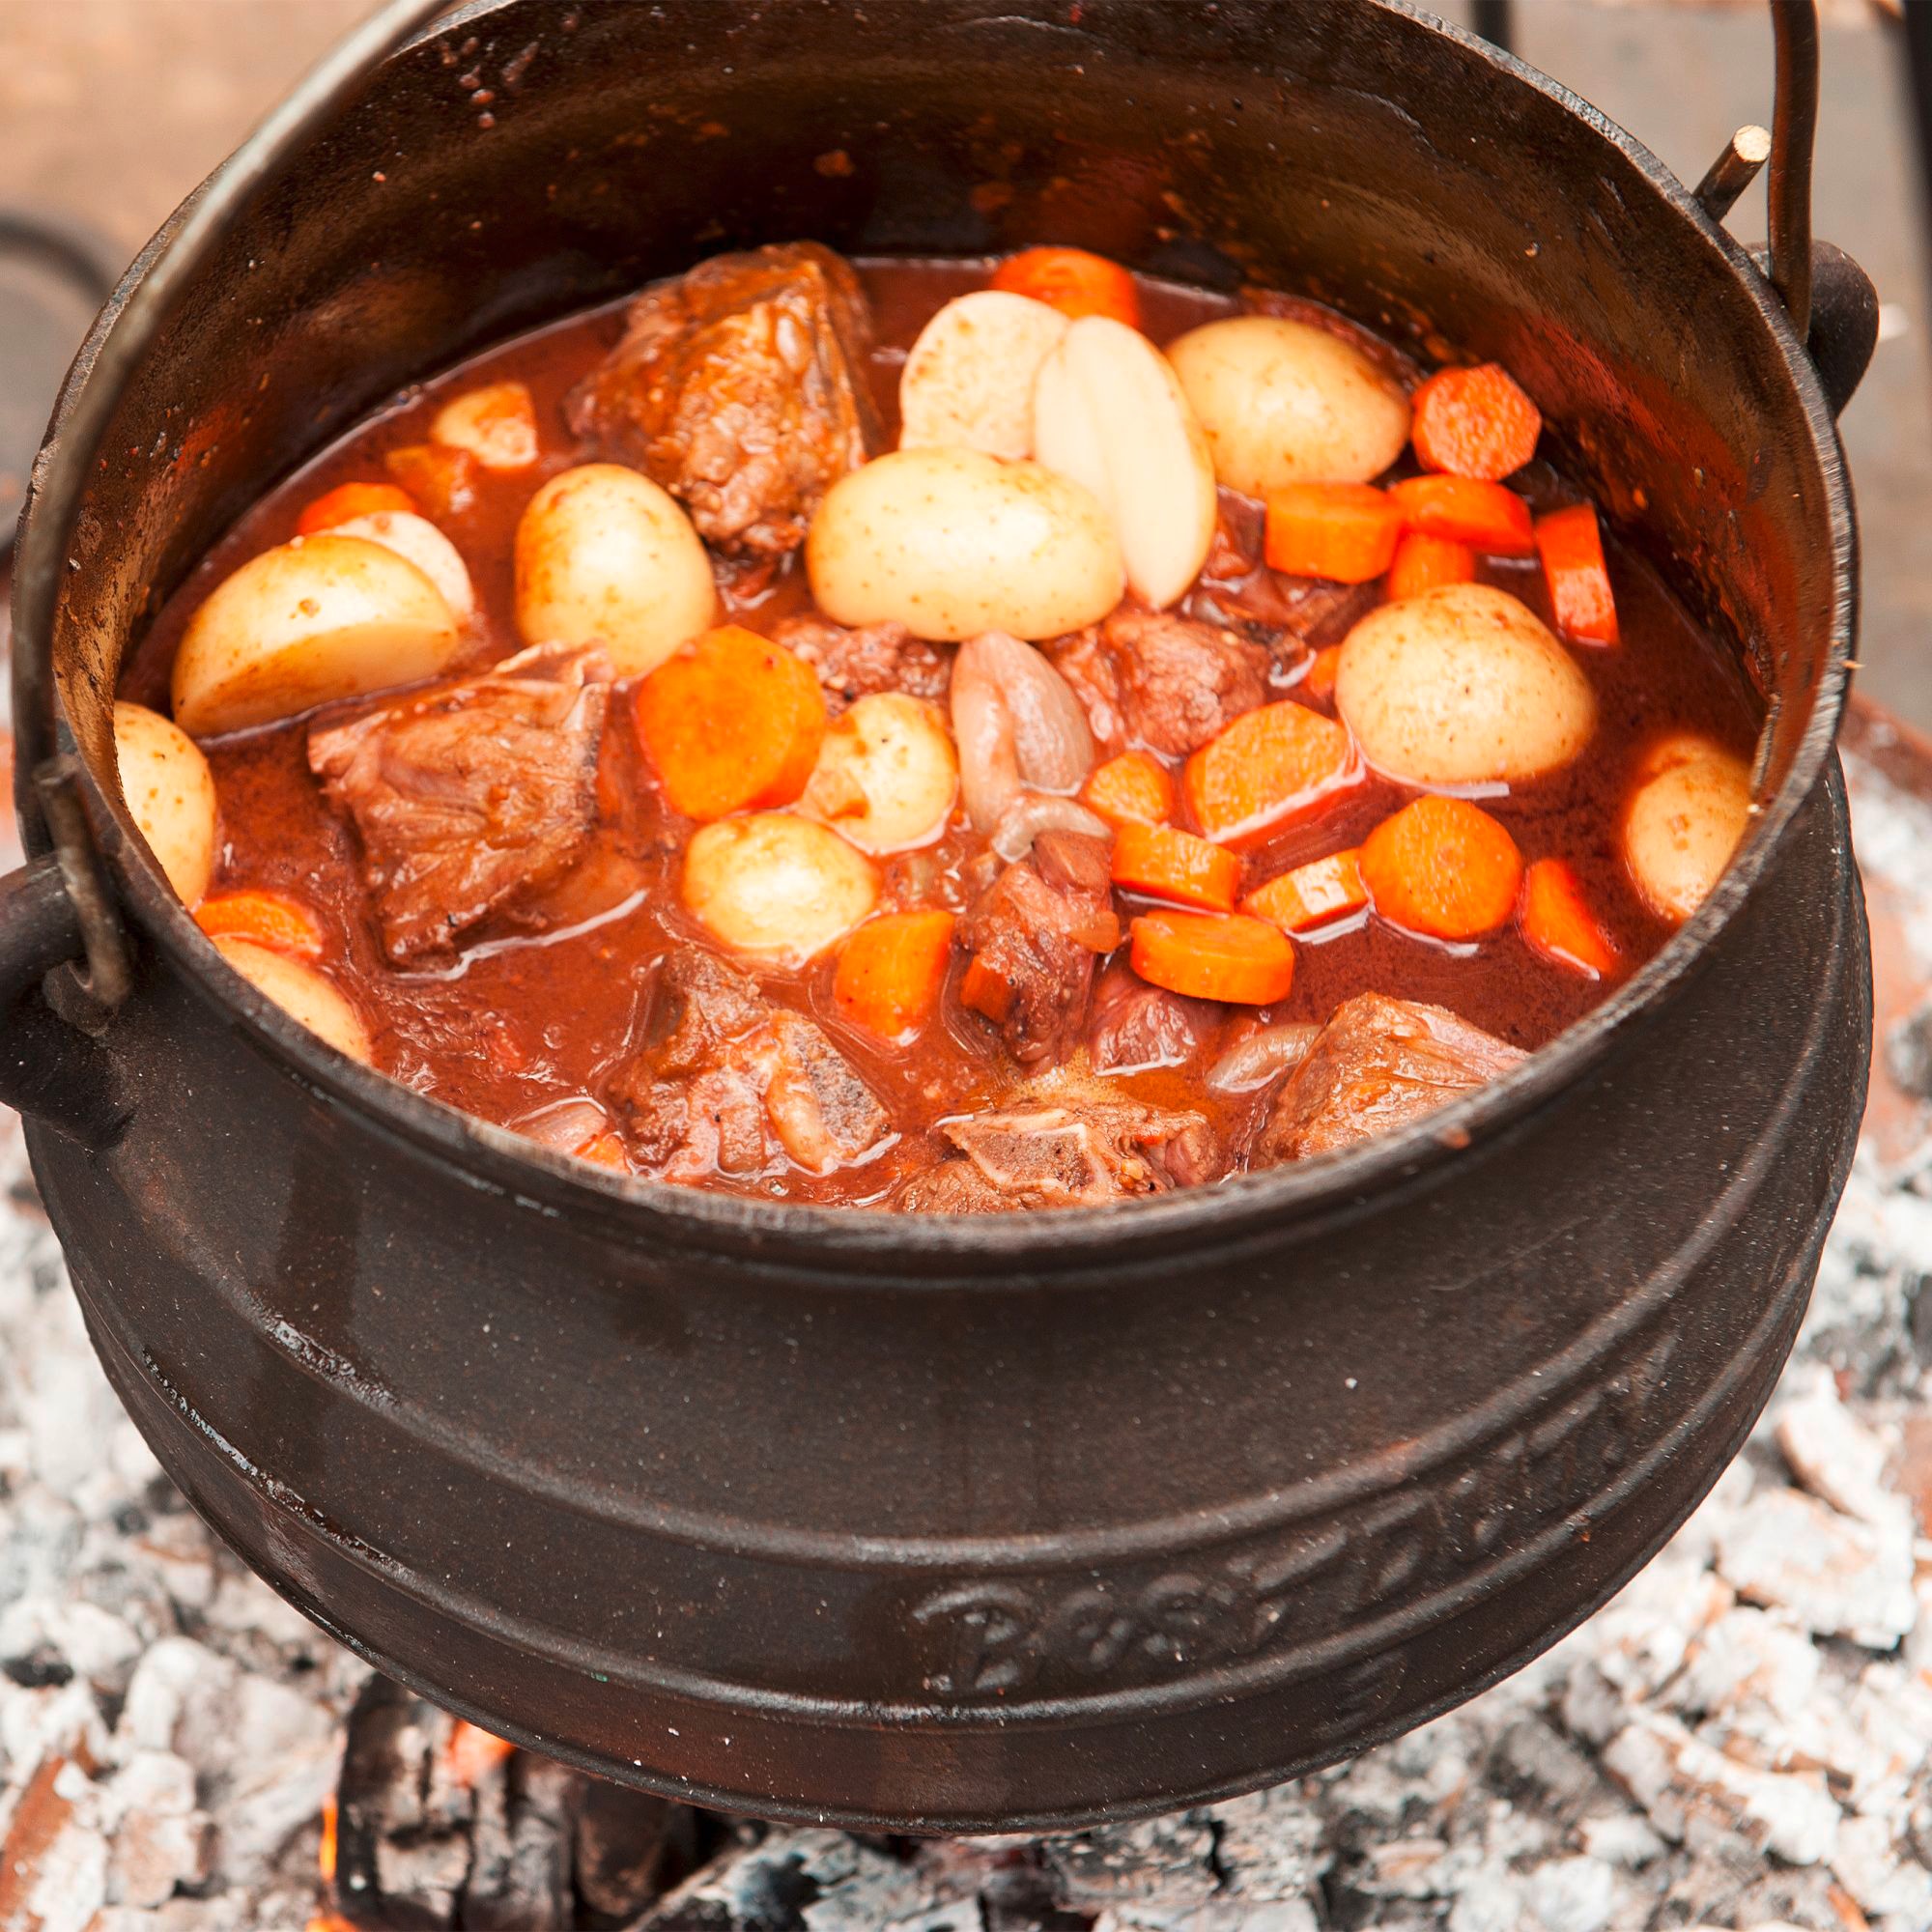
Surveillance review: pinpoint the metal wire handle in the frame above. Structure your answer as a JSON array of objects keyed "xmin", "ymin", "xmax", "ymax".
[{"xmin": 1767, "ymin": 0, "xmax": 1819, "ymax": 343}]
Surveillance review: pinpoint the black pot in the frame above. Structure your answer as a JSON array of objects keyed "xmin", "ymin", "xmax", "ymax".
[{"xmin": 1, "ymin": 0, "xmax": 1877, "ymax": 1831}]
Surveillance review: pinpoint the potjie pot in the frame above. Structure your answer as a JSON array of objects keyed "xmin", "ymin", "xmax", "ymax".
[{"xmin": 1, "ymin": 0, "xmax": 1878, "ymax": 1831}]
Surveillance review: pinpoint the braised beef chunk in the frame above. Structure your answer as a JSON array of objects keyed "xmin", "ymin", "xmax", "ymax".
[
  {"xmin": 1253, "ymin": 992, "xmax": 1525, "ymax": 1163},
  {"xmin": 1088, "ymin": 961, "xmax": 1218, "ymax": 1075},
  {"xmin": 1049, "ymin": 610, "xmax": 1268, "ymax": 757},
  {"xmin": 956, "ymin": 833, "xmax": 1121, "ymax": 1065},
  {"xmin": 608, "ymin": 947, "xmax": 890, "ymax": 1181},
  {"xmin": 897, "ymin": 1096, "xmax": 1220, "ymax": 1212},
  {"xmin": 770, "ymin": 613, "xmax": 951, "ymax": 713},
  {"xmin": 1186, "ymin": 490, "xmax": 1377, "ymax": 658},
  {"xmin": 564, "ymin": 242, "xmax": 880, "ymax": 558},
  {"xmin": 308, "ymin": 643, "xmax": 611, "ymax": 963}
]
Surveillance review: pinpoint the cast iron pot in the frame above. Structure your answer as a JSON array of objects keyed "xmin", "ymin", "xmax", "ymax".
[{"xmin": 1, "ymin": 0, "xmax": 1879, "ymax": 1830}]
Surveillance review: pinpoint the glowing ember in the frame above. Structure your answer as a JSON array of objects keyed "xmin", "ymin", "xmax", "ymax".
[
  {"xmin": 318, "ymin": 1793, "xmax": 337, "ymax": 1886},
  {"xmin": 443, "ymin": 1719, "xmax": 516, "ymax": 1787}
]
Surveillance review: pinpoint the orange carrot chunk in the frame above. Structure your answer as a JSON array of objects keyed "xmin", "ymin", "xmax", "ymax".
[
  {"xmin": 1386, "ymin": 531, "xmax": 1477, "ymax": 602},
  {"xmin": 634, "ymin": 625, "xmax": 828, "ymax": 821},
  {"xmin": 1244, "ymin": 849, "xmax": 1367, "ymax": 934},
  {"xmin": 958, "ymin": 952, "xmax": 1015, "ymax": 1025},
  {"xmin": 1110, "ymin": 822, "xmax": 1243, "ymax": 912},
  {"xmin": 834, "ymin": 909, "xmax": 957, "ymax": 1041},
  {"xmin": 1360, "ymin": 797, "xmax": 1523, "ymax": 941},
  {"xmin": 1264, "ymin": 483, "xmax": 1403, "ymax": 583},
  {"xmin": 296, "ymin": 481, "xmax": 417, "ymax": 536},
  {"xmin": 1182, "ymin": 699, "xmax": 1356, "ymax": 840},
  {"xmin": 1388, "ymin": 475, "xmax": 1535, "ymax": 557},
  {"xmin": 1409, "ymin": 362, "xmax": 1543, "ymax": 481},
  {"xmin": 1534, "ymin": 502, "xmax": 1620, "ymax": 646},
  {"xmin": 1520, "ymin": 858, "xmax": 1620, "ymax": 979},
  {"xmin": 384, "ymin": 442, "xmax": 480, "ymax": 520},
  {"xmin": 1301, "ymin": 645, "xmax": 1343, "ymax": 707},
  {"xmin": 1081, "ymin": 751, "xmax": 1175, "ymax": 830},
  {"xmin": 193, "ymin": 890, "xmax": 327, "ymax": 961},
  {"xmin": 1130, "ymin": 911, "xmax": 1295, "ymax": 1006},
  {"xmin": 989, "ymin": 246, "xmax": 1141, "ymax": 326}
]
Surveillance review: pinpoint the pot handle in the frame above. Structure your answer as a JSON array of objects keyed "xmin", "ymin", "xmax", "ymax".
[{"xmin": 0, "ymin": 758, "xmax": 132, "ymax": 1148}]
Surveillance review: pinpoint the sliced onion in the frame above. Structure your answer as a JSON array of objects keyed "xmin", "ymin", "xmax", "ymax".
[
  {"xmin": 1208, "ymin": 1023, "xmax": 1321, "ymax": 1094},
  {"xmin": 515, "ymin": 1096, "xmax": 611, "ymax": 1154},
  {"xmin": 952, "ymin": 631, "xmax": 1095, "ymax": 832},
  {"xmin": 992, "ymin": 792, "xmax": 1112, "ymax": 864}
]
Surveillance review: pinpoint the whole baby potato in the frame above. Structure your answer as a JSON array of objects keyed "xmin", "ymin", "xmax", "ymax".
[
  {"xmin": 1335, "ymin": 582, "xmax": 1596, "ymax": 787},
  {"xmin": 898, "ymin": 290, "xmax": 1068, "ymax": 459},
  {"xmin": 1621, "ymin": 736, "xmax": 1753, "ymax": 923},
  {"xmin": 172, "ymin": 534, "xmax": 462, "ymax": 737},
  {"xmin": 1166, "ymin": 315, "xmax": 1411, "ymax": 495},
  {"xmin": 515, "ymin": 463, "xmax": 717, "ymax": 675},
  {"xmin": 682, "ymin": 813, "xmax": 880, "ymax": 967},
  {"xmin": 113, "ymin": 700, "xmax": 217, "ymax": 905},
  {"xmin": 213, "ymin": 936, "xmax": 372, "ymax": 1065},
  {"xmin": 801, "ymin": 693, "xmax": 959, "ymax": 854},
  {"xmin": 806, "ymin": 447, "xmax": 1124, "ymax": 642}
]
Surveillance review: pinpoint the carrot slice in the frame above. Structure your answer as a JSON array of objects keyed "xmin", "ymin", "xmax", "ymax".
[
  {"xmin": 1263, "ymin": 483, "xmax": 1403, "ymax": 583},
  {"xmin": 1081, "ymin": 751, "xmax": 1175, "ymax": 830},
  {"xmin": 384, "ymin": 442, "xmax": 480, "ymax": 520},
  {"xmin": 296, "ymin": 481, "xmax": 416, "ymax": 536},
  {"xmin": 1301, "ymin": 645, "xmax": 1343, "ymax": 707},
  {"xmin": 1534, "ymin": 502, "xmax": 1620, "ymax": 646},
  {"xmin": 1409, "ymin": 363, "xmax": 1543, "ymax": 481},
  {"xmin": 959, "ymin": 952, "xmax": 1015, "ymax": 1025},
  {"xmin": 1360, "ymin": 796, "xmax": 1522, "ymax": 940},
  {"xmin": 1520, "ymin": 858, "xmax": 1620, "ymax": 979},
  {"xmin": 1386, "ymin": 531, "xmax": 1477, "ymax": 602},
  {"xmin": 1111, "ymin": 822, "xmax": 1243, "ymax": 912},
  {"xmin": 1182, "ymin": 700, "xmax": 1355, "ymax": 840},
  {"xmin": 194, "ymin": 890, "xmax": 327, "ymax": 961},
  {"xmin": 989, "ymin": 246, "xmax": 1141, "ymax": 326},
  {"xmin": 1244, "ymin": 850, "xmax": 1367, "ymax": 934},
  {"xmin": 635, "ymin": 626, "xmax": 828, "ymax": 821},
  {"xmin": 1130, "ymin": 911, "xmax": 1294, "ymax": 1006},
  {"xmin": 1388, "ymin": 475, "xmax": 1534, "ymax": 557},
  {"xmin": 834, "ymin": 909, "xmax": 957, "ymax": 1040}
]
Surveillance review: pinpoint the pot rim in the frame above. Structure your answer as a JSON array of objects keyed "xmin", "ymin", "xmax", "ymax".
[{"xmin": 17, "ymin": 0, "xmax": 1856, "ymax": 1273}]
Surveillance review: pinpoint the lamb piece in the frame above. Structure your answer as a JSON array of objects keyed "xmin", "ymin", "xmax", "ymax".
[
  {"xmin": 1186, "ymin": 490, "xmax": 1376, "ymax": 658},
  {"xmin": 1048, "ymin": 609, "xmax": 1268, "ymax": 757},
  {"xmin": 608, "ymin": 947, "xmax": 891, "ymax": 1181},
  {"xmin": 1088, "ymin": 961, "xmax": 1218, "ymax": 1075},
  {"xmin": 1252, "ymin": 992, "xmax": 1525, "ymax": 1163},
  {"xmin": 308, "ymin": 643, "xmax": 612, "ymax": 963},
  {"xmin": 956, "ymin": 832, "xmax": 1121, "ymax": 1066},
  {"xmin": 897, "ymin": 1096, "xmax": 1220, "ymax": 1212},
  {"xmin": 770, "ymin": 613, "xmax": 951, "ymax": 713},
  {"xmin": 564, "ymin": 242, "xmax": 881, "ymax": 559}
]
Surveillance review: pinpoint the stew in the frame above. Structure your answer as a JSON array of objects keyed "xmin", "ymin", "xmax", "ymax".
[{"xmin": 116, "ymin": 246, "xmax": 1761, "ymax": 1210}]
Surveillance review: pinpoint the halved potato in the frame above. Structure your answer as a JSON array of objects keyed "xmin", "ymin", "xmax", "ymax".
[
  {"xmin": 213, "ymin": 936, "xmax": 372, "ymax": 1064},
  {"xmin": 431, "ymin": 380, "xmax": 541, "ymax": 471},
  {"xmin": 681, "ymin": 814, "xmax": 879, "ymax": 967},
  {"xmin": 898, "ymin": 290, "xmax": 1068, "ymax": 459},
  {"xmin": 172, "ymin": 534, "xmax": 462, "ymax": 737},
  {"xmin": 801, "ymin": 693, "xmax": 958, "ymax": 853},
  {"xmin": 514, "ymin": 464, "xmax": 717, "ymax": 676},
  {"xmin": 328, "ymin": 510, "xmax": 475, "ymax": 623},
  {"xmin": 1622, "ymin": 737, "xmax": 1753, "ymax": 923},
  {"xmin": 113, "ymin": 700, "xmax": 216, "ymax": 905}
]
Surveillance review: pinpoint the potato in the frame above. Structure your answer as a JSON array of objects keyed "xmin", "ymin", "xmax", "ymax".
[
  {"xmin": 801, "ymin": 694, "xmax": 958, "ymax": 853},
  {"xmin": 1621, "ymin": 737, "xmax": 1753, "ymax": 923},
  {"xmin": 807, "ymin": 447, "xmax": 1123, "ymax": 642},
  {"xmin": 172, "ymin": 534, "xmax": 461, "ymax": 738},
  {"xmin": 898, "ymin": 290, "xmax": 1068, "ymax": 459},
  {"xmin": 1033, "ymin": 315, "xmax": 1217, "ymax": 610},
  {"xmin": 113, "ymin": 700, "xmax": 216, "ymax": 905},
  {"xmin": 514, "ymin": 463, "xmax": 716, "ymax": 676},
  {"xmin": 431, "ymin": 380, "xmax": 540, "ymax": 471},
  {"xmin": 213, "ymin": 936, "xmax": 372, "ymax": 1065},
  {"xmin": 1335, "ymin": 582, "xmax": 1596, "ymax": 787},
  {"xmin": 329, "ymin": 510, "xmax": 475, "ymax": 623},
  {"xmin": 681, "ymin": 813, "xmax": 879, "ymax": 967},
  {"xmin": 1166, "ymin": 315, "xmax": 1410, "ymax": 495}
]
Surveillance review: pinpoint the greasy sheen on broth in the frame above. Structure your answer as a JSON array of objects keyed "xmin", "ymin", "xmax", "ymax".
[{"xmin": 122, "ymin": 258, "xmax": 1764, "ymax": 1207}]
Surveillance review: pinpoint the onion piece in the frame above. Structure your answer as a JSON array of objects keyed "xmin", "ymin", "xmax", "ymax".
[
  {"xmin": 992, "ymin": 792, "xmax": 1113, "ymax": 864},
  {"xmin": 1208, "ymin": 1022, "xmax": 1321, "ymax": 1094},
  {"xmin": 952, "ymin": 631, "xmax": 1096, "ymax": 832}
]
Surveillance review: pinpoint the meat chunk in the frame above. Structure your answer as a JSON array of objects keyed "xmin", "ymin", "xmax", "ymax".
[
  {"xmin": 1049, "ymin": 609, "xmax": 1268, "ymax": 757},
  {"xmin": 1088, "ymin": 961, "xmax": 1218, "ymax": 1075},
  {"xmin": 608, "ymin": 947, "xmax": 891, "ymax": 1181},
  {"xmin": 897, "ymin": 1095, "xmax": 1220, "ymax": 1212},
  {"xmin": 564, "ymin": 242, "xmax": 881, "ymax": 559},
  {"xmin": 956, "ymin": 832, "xmax": 1121, "ymax": 1065},
  {"xmin": 1252, "ymin": 992, "xmax": 1524, "ymax": 1163},
  {"xmin": 1185, "ymin": 489, "xmax": 1377, "ymax": 659},
  {"xmin": 308, "ymin": 643, "xmax": 612, "ymax": 963},
  {"xmin": 770, "ymin": 613, "xmax": 951, "ymax": 714}
]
